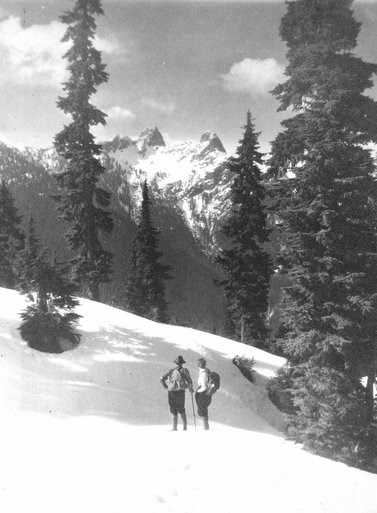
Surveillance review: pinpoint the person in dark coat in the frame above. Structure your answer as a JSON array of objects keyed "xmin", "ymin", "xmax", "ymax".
[
  {"xmin": 195, "ymin": 357, "xmax": 214, "ymax": 430},
  {"xmin": 160, "ymin": 355, "xmax": 193, "ymax": 431}
]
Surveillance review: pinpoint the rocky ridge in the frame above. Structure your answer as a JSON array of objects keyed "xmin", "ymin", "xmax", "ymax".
[{"xmin": 101, "ymin": 127, "xmax": 231, "ymax": 255}]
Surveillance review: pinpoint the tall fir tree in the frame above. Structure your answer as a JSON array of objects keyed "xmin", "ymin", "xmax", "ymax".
[
  {"xmin": 18, "ymin": 216, "xmax": 81, "ymax": 353},
  {"xmin": 269, "ymin": 0, "xmax": 377, "ymax": 469},
  {"xmin": 0, "ymin": 180, "xmax": 24, "ymax": 289},
  {"xmin": 124, "ymin": 181, "xmax": 171, "ymax": 323},
  {"xmin": 217, "ymin": 112, "xmax": 272, "ymax": 347},
  {"xmin": 54, "ymin": 0, "xmax": 113, "ymax": 301}
]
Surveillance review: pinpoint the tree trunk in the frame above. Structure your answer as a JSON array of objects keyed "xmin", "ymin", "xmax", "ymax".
[
  {"xmin": 365, "ymin": 370, "xmax": 376, "ymax": 423},
  {"xmin": 87, "ymin": 281, "xmax": 99, "ymax": 302},
  {"xmin": 38, "ymin": 286, "xmax": 48, "ymax": 313},
  {"xmin": 240, "ymin": 317, "xmax": 245, "ymax": 344}
]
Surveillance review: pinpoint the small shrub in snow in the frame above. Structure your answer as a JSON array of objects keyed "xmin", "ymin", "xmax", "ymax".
[
  {"xmin": 267, "ymin": 366, "xmax": 295, "ymax": 415},
  {"xmin": 232, "ymin": 355, "xmax": 256, "ymax": 383},
  {"xmin": 19, "ymin": 307, "xmax": 80, "ymax": 354}
]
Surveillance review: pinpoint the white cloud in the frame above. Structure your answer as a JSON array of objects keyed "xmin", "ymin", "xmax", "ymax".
[
  {"xmin": 221, "ymin": 58, "xmax": 285, "ymax": 96},
  {"xmin": 142, "ymin": 98, "xmax": 176, "ymax": 115},
  {"xmin": 106, "ymin": 106, "xmax": 136, "ymax": 120},
  {"xmin": 0, "ymin": 16, "xmax": 67, "ymax": 87},
  {"xmin": 92, "ymin": 124, "xmax": 121, "ymax": 142},
  {"xmin": 0, "ymin": 16, "xmax": 120, "ymax": 88},
  {"xmin": 95, "ymin": 36, "xmax": 122, "ymax": 55}
]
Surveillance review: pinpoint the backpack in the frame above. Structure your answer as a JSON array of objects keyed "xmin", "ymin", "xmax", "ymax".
[
  {"xmin": 208, "ymin": 371, "xmax": 220, "ymax": 394},
  {"xmin": 167, "ymin": 368, "xmax": 191, "ymax": 392}
]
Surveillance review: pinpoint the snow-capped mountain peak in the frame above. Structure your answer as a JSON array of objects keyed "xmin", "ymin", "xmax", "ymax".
[
  {"xmin": 102, "ymin": 127, "xmax": 165, "ymax": 162},
  {"xmin": 136, "ymin": 132, "xmax": 227, "ymax": 183},
  {"xmin": 99, "ymin": 129, "xmax": 231, "ymax": 255},
  {"xmin": 198, "ymin": 130, "xmax": 226, "ymax": 156},
  {"xmin": 136, "ymin": 126, "xmax": 166, "ymax": 154},
  {"xmin": 0, "ymin": 127, "xmax": 231, "ymax": 270},
  {"xmin": 105, "ymin": 130, "xmax": 231, "ymax": 255}
]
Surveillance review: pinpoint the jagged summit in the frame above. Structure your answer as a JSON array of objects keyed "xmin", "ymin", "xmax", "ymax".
[
  {"xmin": 104, "ymin": 135, "xmax": 133, "ymax": 153},
  {"xmin": 137, "ymin": 127, "xmax": 165, "ymax": 150},
  {"xmin": 103, "ymin": 128, "xmax": 165, "ymax": 156},
  {"xmin": 199, "ymin": 131, "xmax": 226, "ymax": 156},
  {"xmin": 103, "ymin": 129, "xmax": 224, "ymax": 159}
]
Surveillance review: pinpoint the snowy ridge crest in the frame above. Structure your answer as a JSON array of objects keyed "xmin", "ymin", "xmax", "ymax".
[
  {"xmin": 102, "ymin": 128, "xmax": 231, "ymax": 255},
  {"xmin": 0, "ymin": 127, "xmax": 232, "ymax": 256}
]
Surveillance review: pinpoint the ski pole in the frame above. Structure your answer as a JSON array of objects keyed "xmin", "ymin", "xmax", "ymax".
[{"xmin": 191, "ymin": 392, "xmax": 196, "ymax": 429}]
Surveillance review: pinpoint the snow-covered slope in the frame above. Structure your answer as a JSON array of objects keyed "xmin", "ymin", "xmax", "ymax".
[
  {"xmin": 0, "ymin": 287, "xmax": 283, "ymax": 430},
  {"xmin": 101, "ymin": 128, "xmax": 231, "ymax": 255},
  {"xmin": 0, "ymin": 287, "xmax": 376, "ymax": 513}
]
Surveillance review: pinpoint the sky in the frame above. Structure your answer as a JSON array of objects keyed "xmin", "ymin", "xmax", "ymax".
[
  {"xmin": 0, "ymin": 286, "xmax": 377, "ymax": 513},
  {"xmin": 0, "ymin": 1, "xmax": 377, "ymax": 154}
]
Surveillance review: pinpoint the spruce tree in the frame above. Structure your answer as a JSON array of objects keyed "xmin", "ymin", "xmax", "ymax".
[
  {"xmin": 217, "ymin": 112, "xmax": 272, "ymax": 347},
  {"xmin": 0, "ymin": 180, "xmax": 24, "ymax": 289},
  {"xmin": 124, "ymin": 181, "xmax": 171, "ymax": 323},
  {"xmin": 269, "ymin": 0, "xmax": 377, "ymax": 469},
  {"xmin": 18, "ymin": 216, "xmax": 81, "ymax": 353},
  {"xmin": 54, "ymin": 0, "xmax": 113, "ymax": 301}
]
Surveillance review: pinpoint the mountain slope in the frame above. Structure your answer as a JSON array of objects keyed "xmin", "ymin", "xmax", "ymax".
[
  {"xmin": 0, "ymin": 287, "xmax": 376, "ymax": 513},
  {"xmin": 0, "ymin": 130, "xmax": 230, "ymax": 331},
  {"xmin": 101, "ymin": 128, "xmax": 231, "ymax": 255},
  {"xmin": 0, "ymin": 287, "xmax": 283, "ymax": 431}
]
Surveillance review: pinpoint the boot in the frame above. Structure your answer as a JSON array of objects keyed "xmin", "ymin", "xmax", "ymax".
[
  {"xmin": 180, "ymin": 412, "xmax": 187, "ymax": 430},
  {"xmin": 171, "ymin": 415, "xmax": 178, "ymax": 431},
  {"xmin": 201, "ymin": 417, "xmax": 209, "ymax": 430}
]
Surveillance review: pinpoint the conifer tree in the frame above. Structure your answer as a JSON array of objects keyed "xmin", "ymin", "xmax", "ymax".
[
  {"xmin": 18, "ymin": 216, "xmax": 81, "ymax": 353},
  {"xmin": 0, "ymin": 180, "xmax": 24, "ymax": 288},
  {"xmin": 124, "ymin": 181, "xmax": 171, "ymax": 323},
  {"xmin": 217, "ymin": 112, "xmax": 272, "ymax": 346},
  {"xmin": 269, "ymin": 0, "xmax": 377, "ymax": 469},
  {"xmin": 54, "ymin": 0, "xmax": 113, "ymax": 301}
]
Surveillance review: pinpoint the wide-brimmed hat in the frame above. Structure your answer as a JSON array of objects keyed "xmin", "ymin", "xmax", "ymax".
[{"xmin": 174, "ymin": 355, "xmax": 186, "ymax": 365}]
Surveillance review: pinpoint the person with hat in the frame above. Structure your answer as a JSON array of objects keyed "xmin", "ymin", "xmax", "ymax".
[
  {"xmin": 195, "ymin": 357, "xmax": 214, "ymax": 430},
  {"xmin": 160, "ymin": 355, "xmax": 194, "ymax": 431}
]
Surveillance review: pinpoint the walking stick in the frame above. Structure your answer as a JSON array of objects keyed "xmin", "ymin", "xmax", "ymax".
[{"xmin": 191, "ymin": 392, "xmax": 196, "ymax": 429}]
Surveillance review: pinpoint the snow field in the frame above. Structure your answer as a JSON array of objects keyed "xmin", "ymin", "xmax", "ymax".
[{"xmin": 0, "ymin": 288, "xmax": 376, "ymax": 513}]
